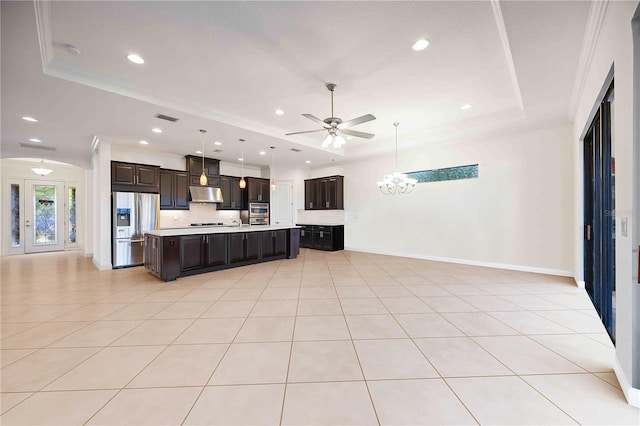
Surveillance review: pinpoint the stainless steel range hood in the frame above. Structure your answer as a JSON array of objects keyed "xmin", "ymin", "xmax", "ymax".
[{"xmin": 189, "ymin": 186, "xmax": 223, "ymax": 203}]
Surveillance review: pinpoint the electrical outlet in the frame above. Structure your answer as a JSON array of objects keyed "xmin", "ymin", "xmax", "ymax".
[{"xmin": 621, "ymin": 217, "xmax": 628, "ymax": 237}]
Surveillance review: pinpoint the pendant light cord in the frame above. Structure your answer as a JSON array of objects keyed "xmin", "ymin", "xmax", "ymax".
[
  {"xmin": 200, "ymin": 129, "xmax": 206, "ymax": 169},
  {"xmin": 239, "ymin": 139, "xmax": 245, "ymax": 175},
  {"xmin": 394, "ymin": 122, "xmax": 399, "ymax": 170}
]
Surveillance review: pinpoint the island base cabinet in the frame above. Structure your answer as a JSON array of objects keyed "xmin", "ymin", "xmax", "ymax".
[
  {"xmin": 144, "ymin": 228, "xmax": 300, "ymax": 282},
  {"xmin": 206, "ymin": 234, "xmax": 227, "ymax": 267},
  {"xmin": 144, "ymin": 234, "xmax": 180, "ymax": 281},
  {"xmin": 181, "ymin": 235, "xmax": 205, "ymax": 271},
  {"xmin": 262, "ymin": 230, "xmax": 287, "ymax": 258},
  {"xmin": 229, "ymin": 232, "xmax": 260, "ymax": 264}
]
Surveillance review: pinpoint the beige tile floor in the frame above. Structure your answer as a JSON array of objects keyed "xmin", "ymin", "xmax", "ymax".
[{"xmin": 2, "ymin": 249, "xmax": 639, "ymax": 425}]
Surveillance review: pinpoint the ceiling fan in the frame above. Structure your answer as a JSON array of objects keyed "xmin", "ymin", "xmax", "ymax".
[{"xmin": 286, "ymin": 83, "xmax": 376, "ymax": 148}]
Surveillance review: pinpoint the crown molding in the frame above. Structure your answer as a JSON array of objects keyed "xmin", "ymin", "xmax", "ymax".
[
  {"xmin": 33, "ymin": 0, "xmax": 54, "ymax": 72},
  {"xmin": 568, "ymin": 0, "xmax": 610, "ymax": 121},
  {"xmin": 490, "ymin": 0, "xmax": 525, "ymax": 112}
]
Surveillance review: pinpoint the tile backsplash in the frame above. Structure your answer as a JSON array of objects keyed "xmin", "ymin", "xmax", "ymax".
[
  {"xmin": 296, "ymin": 209, "xmax": 345, "ymax": 225},
  {"xmin": 159, "ymin": 203, "xmax": 240, "ymax": 229}
]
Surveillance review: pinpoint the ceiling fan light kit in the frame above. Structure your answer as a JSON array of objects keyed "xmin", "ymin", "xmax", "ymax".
[{"xmin": 286, "ymin": 83, "xmax": 376, "ymax": 149}]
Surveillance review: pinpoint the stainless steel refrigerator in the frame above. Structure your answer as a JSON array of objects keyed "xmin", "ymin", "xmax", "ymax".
[{"xmin": 112, "ymin": 192, "xmax": 159, "ymax": 268}]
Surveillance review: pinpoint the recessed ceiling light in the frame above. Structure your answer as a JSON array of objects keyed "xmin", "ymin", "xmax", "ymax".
[
  {"xmin": 22, "ymin": 116, "xmax": 37, "ymax": 122},
  {"xmin": 275, "ymin": 109, "xmax": 284, "ymax": 115},
  {"xmin": 196, "ymin": 150, "xmax": 203, "ymax": 154},
  {"xmin": 139, "ymin": 140, "xmax": 149, "ymax": 145},
  {"xmin": 305, "ymin": 160, "xmax": 311, "ymax": 164},
  {"xmin": 29, "ymin": 138, "xmax": 41, "ymax": 143},
  {"xmin": 127, "ymin": 53, "xmax": 145, "ymax": 64},
  {"xmin": 238, "ymin": 158, "xmax": 244, "ymax": 162},
  {"xmin": 412, "ymin": 39, "xmax": 430, "ymax": 51},
  {"xmin": 152, "ymin": 128, "xmax": 162, "ymax": 133},
  {"xmin": 259, "ymin": 151, "xmax": 266, "ymax": 156},
  {"xmin": 214, "ymin": 141, "xmax": 222, "ymax": 146},
  {"xmin": 461, "ymin": 104, "xmax": 472, "ymax": 110}
]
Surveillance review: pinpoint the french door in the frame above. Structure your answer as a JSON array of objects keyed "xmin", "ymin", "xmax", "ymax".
[
  {"xmin": 25, "ymin": 180, "xmax": 65, "ymax": 253},
  {"xmin": 583, "ymin": 81, "xmax": 615, "ymax": 342}
]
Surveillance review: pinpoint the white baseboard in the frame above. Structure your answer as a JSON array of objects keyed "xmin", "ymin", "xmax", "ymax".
[
  {"xmin": 92, "ymin": 257, "xmax": 112, "ymax": 271},
  {"xmin": 614, "ymin": 357, "xmax": 640, "ymax": 407},
  {"xmin": 575, "ymin": 279, "xmax": 586, "ymax": 288},
  {"xmin": 344, "ymin": 246, "xmax": 573, "ymax": 277}
]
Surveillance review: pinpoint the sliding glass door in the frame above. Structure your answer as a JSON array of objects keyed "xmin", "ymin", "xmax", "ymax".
[{"xmin": 583, "ymin": 81, "xmax": 615, "ymax": 342}]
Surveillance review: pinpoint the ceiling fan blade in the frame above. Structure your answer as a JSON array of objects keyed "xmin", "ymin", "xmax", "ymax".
[
  {"xmin": 285, "ymin": 128, "xmax": 327, "ymax": 136},
  {"xmin": 302, "ymin": 114, "xmax": 331, "ymax": 128},
  {"xmin": 338, "ymin": 114, "xmax": 376, "ymax": 129},
  {"xmin": 341, "ymin": 128, "xmax": 375, "ymax": 139}
]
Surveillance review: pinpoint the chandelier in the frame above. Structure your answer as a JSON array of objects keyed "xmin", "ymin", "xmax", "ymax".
[
  {"xmin": 32, "ymin": 159, "xmax": 53, "ymax": 176},
  {"xmin": 377, "ymin": 122, "xmax": 417, "ymax": 195}
]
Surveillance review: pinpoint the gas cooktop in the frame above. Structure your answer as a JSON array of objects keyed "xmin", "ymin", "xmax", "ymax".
[{"xmin": 189, "ymin": 222, "xmax": 224, "ymax": 227}]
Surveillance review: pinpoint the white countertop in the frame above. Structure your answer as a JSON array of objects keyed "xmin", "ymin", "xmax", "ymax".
[
  {"xmin": 296, "ymin": 223, "xmax": 345, "ymax": 226},
  {"xmin": 148, "ymin": 224, "xmax": 300, "ymax": 237}
]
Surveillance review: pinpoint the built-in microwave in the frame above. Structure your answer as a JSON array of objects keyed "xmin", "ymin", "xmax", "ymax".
[
  {"xmin": 248, "ymin": 202, "xmax": 269, "ymax": 225},
  {"xmin": 249, "ymin": 202, "xmax": 269, "ymax": 216}
]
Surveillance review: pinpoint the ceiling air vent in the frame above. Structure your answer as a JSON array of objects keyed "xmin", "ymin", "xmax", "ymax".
[
  {"xmin": 154, "ymin": 113, "xmax": 179, "ymax": 122},
  {"xmin": 290, "ymin": 148, "xmax": 302, "ymax": 152},
  {"xmin": 20, "ymin": 142, "xmax": 56, "ymax": 151},
  {"xmin": 213, "ymin": 149, "xmax": 223, "ymax": 153}
]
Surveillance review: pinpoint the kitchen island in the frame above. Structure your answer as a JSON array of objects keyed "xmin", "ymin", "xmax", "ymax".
[{"xmin": 144, "ymin": 225, "xmax": 300, "ymax": 281}]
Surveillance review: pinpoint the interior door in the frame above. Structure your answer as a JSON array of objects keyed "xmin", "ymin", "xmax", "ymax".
[
  {"xmin": 25, "ymin": 180, "xmax": 65, "ymax": 253},
  {"xmin": 272, "ymin": 182, "xmax": 293, "ymax": 225}
]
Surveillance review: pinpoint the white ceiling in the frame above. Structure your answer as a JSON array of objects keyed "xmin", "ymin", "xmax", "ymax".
[{"xmin": 1, "ymin": 1, "xmax": 591, "ymax": 169}]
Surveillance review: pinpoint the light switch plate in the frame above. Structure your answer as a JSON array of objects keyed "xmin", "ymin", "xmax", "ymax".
[{"xmin": 621, "ymin": 217, "xmax": 628, "ymax": 237}]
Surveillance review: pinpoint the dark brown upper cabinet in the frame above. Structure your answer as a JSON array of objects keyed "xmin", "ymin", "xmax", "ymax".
[
  {"xmin": 159, "ymin": 169, "xmax": 189, "ymax": 210},
  {"xmin": 219, "ymin": 175, "xmax": 245, "ymax": 210},
  {"xmin": 304, "ymin": 175, "xmax": 343, "ymax": 210},
  {"xmin": 111, "ymin": 161, "xmax": 160, "ymax": 193},
  {"xmin": 244, "ymin": 177, "xmax": 271, "ymax": 203},
  {"xmin": 185, "ymin": 155, "xmax": 220, "ymax": 186}
]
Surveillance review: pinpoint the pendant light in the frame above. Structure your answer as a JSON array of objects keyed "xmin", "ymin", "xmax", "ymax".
[
  {"xmin": 239, "ymin": 138, "xmax": 246, "ymax": 189},
  {"xmin": 32, "ymin": 159, "xmax": 53, "ymax": 176},
  {"xmin": 270, "ymin": 146, "xmax": 276, "ymax": 190},
  {"xmin": 199, "ymin": 129, "xmax": 207, "ymax": 186},
  {"xmin": 377, "ymin": 122, "xmax": 417, "ymax": 195}
]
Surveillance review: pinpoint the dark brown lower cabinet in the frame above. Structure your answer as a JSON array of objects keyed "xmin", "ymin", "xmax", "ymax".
[
  {"xmin": 144, "ymin": 234, "xmax": 180, "ymax": 281},
  {"xmin": 205, "ymin": 234, "xmax": 227, "ymax": 267},
  {"xmin": 180, "ymin": 234, "xmax": 228, "ymax": 272},
  {"xmin": 180, "ymin": 235, "xmax": 205, "ymax": 271},
  {"xmin": 145, "ymin": 229, "xmax": 299, "ymax": 281},
  {"xmin": 229, "ymin": 232, "xmax": 260, "ymax": 264},
  {"xmin": 297, "ymin": 224, "xmax": 344, "ymax": 251},
  {"xmin": 262, "ymin": 230, "xmax": 287, "ymax": 258}
]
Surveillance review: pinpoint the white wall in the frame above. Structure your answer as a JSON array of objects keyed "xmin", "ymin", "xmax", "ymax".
[
  {"xmin": 313, "ymin": 123, "xmax": 573, "ymax": 275},
  {"xmin": 571, "ymin": 0, "xmax": 639, "ymax": 406}
]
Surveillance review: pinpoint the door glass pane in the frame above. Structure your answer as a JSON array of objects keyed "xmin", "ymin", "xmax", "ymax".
[
  {"xmin": 11, "ymin": 184, "xmax": 20, "ymax": 247},
  {"xmin": 68, "ymin": 187, "xmax": 77, "ymax": 244},
  {"xmin": 34, "ymin": 185, "xmax": 57, "ymax": 245}
]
